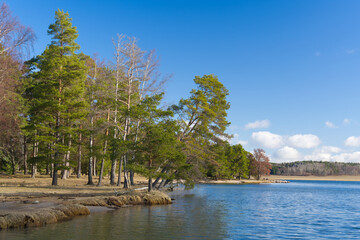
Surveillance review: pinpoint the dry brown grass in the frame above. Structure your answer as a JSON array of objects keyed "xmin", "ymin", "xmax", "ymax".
[
  {"xmin": 0, "ymin": 174, "xmax": 172, "ymax": 230},
  {"xmin": 0, "ymin": 173, "xmax": 148, "ymax": 200},
  {"xmin": 0, "ymin": 203, "xmax": 90, "ymax": 229}
]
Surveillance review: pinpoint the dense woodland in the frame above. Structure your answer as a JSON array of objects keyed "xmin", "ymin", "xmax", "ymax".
[
  {"xmin": 0, "ymin": 4, "xmax": 273, "ymax": 191},
  {"xmin": 271, "ymin": 161, "xmax": 360, "ymax": 176}
]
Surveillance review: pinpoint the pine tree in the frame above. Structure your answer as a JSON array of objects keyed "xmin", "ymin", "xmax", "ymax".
[
  {"xmin": 155, "ymin": 74, "xmax": 231, "ymax": 188},
  {"xmin": 131, "ymin": 94, "xmax": 185, "ymax": 191},
  {"xmin": 24, "ymin": 10, "xmax": 87, "ymax": 185}
]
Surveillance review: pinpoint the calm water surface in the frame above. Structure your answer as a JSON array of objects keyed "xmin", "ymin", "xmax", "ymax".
[{"xmin": 3, "ymin": 180, "xmax": 360, "ymax": 239}]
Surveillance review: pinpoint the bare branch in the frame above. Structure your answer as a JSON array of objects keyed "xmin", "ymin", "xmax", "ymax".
[{"xmin": 0, "ymin": 3, "xmax": 35, "ymax": 58}]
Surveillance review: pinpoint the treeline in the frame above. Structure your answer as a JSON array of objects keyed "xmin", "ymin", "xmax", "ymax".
[
  {"xmin": 0, "ymin": 5, "xmax": 272, "ymax": 191},
  {"xmin": 271, "ymin": 161, "xmax": 360, "ymax": 176},
  {"xmin": 207, "ymin": 146, "xmax": 272, "ymax": 180}
]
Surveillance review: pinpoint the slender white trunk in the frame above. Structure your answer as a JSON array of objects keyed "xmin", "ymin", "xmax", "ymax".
[{"xmin": 87, "ymin": 115, "xmax": 94, "ymax": 185}]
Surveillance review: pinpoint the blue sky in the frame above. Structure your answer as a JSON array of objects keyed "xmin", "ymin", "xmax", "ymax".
[{"xmin": 7, "ymin": 0, "xmax": 360, "ymax": 162}]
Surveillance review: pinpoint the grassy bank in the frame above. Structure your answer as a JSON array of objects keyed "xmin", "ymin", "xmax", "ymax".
[{"xmin": 0, "ymin": 174, "xmax": 172, "ymax": 229}]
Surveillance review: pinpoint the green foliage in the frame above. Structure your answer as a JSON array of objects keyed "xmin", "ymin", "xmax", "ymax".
[
  {"xmin": 23, "ymin": 10, "xmax": 87, "ymax": 183},
  {"xmin": 1, "ymin": 7, "xmax": 243, "ymax": 190},
  {"xmin": 170, "ymin": 74, "xmax": 231, "ymax": 184},
  {"xmin": 207, "ymin": 142, "xmax": 250, "ymax": 179},
  {"xmin": 130, "ymin": 94, "xmax": 187, "ymax": 189}
]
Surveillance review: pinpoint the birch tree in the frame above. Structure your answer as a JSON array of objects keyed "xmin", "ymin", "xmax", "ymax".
[
  {"xmin": 109, "ymin": 34, "xmax": 164, "ymax": 188},
  {"xmin": 0, "ymin": 3, "xmax": 34, "ymax": 58}
]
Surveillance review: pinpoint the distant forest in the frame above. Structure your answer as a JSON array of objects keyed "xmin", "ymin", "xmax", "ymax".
[{"xmin": 271, "ymin": 161, "xmax": 360, "ymax": 176}]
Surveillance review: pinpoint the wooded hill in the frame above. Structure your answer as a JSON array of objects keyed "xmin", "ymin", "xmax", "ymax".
[{"xmin": 271, "ymin": 161, "xmax": 360, "ymax": 176}]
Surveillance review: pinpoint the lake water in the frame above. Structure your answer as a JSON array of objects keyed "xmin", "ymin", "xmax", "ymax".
[{"xmin": 3, "ymin": 180, "xmax": 360, "ymax": 239}]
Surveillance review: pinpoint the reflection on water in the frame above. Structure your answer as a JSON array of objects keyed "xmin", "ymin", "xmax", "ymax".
[{"xmin": 3, "ymin": 181, "xmax": 360, "ymax": 239}]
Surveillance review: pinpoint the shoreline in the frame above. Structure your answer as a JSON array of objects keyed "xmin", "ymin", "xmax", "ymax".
[
  {"xmin": 0, "ymin": 175, "xmax": 172, "ymax": 230},
  {"xmin": 0, "ymin": 190, "xmax": 172, "ymax": 229},
  {"xmin": 2, "ymin": 174, "xmax": 360, "ymax": 229},
  {"xmin": 268, "ymin": 175, "xmax": 360, "ymax": 182},
  {"xmin": 200, "ymin": 175, "xmax": 360, "ymax": 184},
  {"xmin": 199, "ymin": 179, "xmax": 289, "ymax": 185}
]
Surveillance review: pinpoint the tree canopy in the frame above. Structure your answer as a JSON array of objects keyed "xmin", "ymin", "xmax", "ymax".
[{"xmin": 0, "ymin": 7, "xmax": 270, "ymax": 191}]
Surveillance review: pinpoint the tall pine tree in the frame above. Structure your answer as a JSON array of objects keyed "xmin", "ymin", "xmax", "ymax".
[{"xmin": 24, "ymin": 10, "xmax": 87, "ymax": 185}]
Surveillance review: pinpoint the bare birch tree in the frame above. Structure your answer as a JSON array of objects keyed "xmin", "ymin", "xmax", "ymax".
[
  {"xmin": 110, "ymin": 34, "xmax": 166, "ymax": 188},
  {"xmin": 0, "ymin": 3, "xmax": 34, "ymax": 57}
]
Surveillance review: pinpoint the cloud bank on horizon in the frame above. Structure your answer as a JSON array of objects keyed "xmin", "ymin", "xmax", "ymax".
[{"xmin": 231, "ymin": 119, "xmax": 360, "ymax": 163}]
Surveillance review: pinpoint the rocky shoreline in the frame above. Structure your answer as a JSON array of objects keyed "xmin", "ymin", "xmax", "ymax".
[{"xmin": 0, "ymin": 190, "xmax": 172, "ymax": 230}]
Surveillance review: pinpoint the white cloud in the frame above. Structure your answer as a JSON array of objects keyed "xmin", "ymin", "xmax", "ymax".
[
  {"xmin": 346, "ymin": 49, "xmax": 356, "ymax": 54},
  {"xmin": 344, "ymin": 136, "xmax": 360, "ymax": 147},
  {"xmin": 325, "ymin": 121, "xmax": 337, "ymax": 128},
  {"xmin": 331, "ymin": 152, "xmax": 360, "ymax": 162},
  {"xmin": 304, "ymin": 146, "xmax": 342, "ymax": 162},
  {"xmin": 245, "ymin": 120, "xmax": 270, "ymax": 130},
  {"xmin": 229, "ymin": 125, "xmax": 240, "ymax": 131},
  {"xmin": 287, "ymin": 134, "xmax": 321, "ymax": 149},
  {"xmin": 343, "ymin": 119, "xmax": 351, "ymax": 125},
  {"xmin": 304, "ymin": 153, "xmax": 332, "ymax": 161},
  {"xmin": 304, "ymin": 151, "xmax": 360, "ymax": 163},
  {"xmin": 273, "ymin": 146, "xmax": 302, "ymax": 162},
  {"xmin": 251, "ymin": 131, "xmax": 284, "ymax": 149},
  {"xmin": 229, "ymin": 133, "xmax": 248, "ymax": 146},
  {"xmin": 304, "ymin": 146, "xmax": 360, "ymax": 163},
  {"xmin": 317, "ymin": 146, "xmax": 342, "ymax": 153},
  {"xmin": 237, "ymin": 140, "xmax": 248, "ymax": 146}
]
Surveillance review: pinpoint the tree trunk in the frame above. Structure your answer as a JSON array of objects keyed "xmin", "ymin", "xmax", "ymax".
[
  {"xmin": 148, "ymin": 177, "xmax": 152, "ymax": 192},
  {"xmin": 31, "ymin": 141, "xmax": 38, "ymax": 178},
  {"xmin": 23, "ymin": 135, "xmax": 27, "ymax": 175},
  {"xmin": 117, "ymin": 156, "xmax": 123, "ymax": 186},
  {"xmin": 10, "ymin": 154, "xmax": 16, "ymax": 175},
  {"xmin": 130, "ymin": 170, "xmax": 134, "ymax": 186},
  {"xmin": 45, "ymin": 143, "xmax": 51, "ymax": 175},
  {"xmin": 119, "ymin": 158, "xmax": 123, "ymax": 186},
  {"xmin": 110, "ymin": 160, "xmax": 116, "ymax": 185},
  {"xmin": 52, "ymin": 111, "xmax": 60, "ymax": 186},
  {"xmin": 52, "ymin": 163, "xmax": 58, "ymax": 185},
  {"xmin": 123, "ymin": 154, "xmax": 129, "ymax": 189},
  {"xmin": 62, "ymin": 135, "xmax": 71, "ymax": 179},
  {"xmin": 77, "ymin": 130, "xmax": 82, "ymax": 178},
  {"xmin": 148, "ymin": 159, "xmax": 152, "ymax": 192},
  {"xmin": 159, "ymin": 179, "xmax": 172, "ymax": 189},
  {"xmin": 157, "ymin": 179, "xmax": 165, "ymax": 189},
  {"xmin": 31, "ymin": 163, "xmax": 36, "ymax": 178},
  {"xmin": 152, "ymin": 167, "xmax": 168, "ymax": 188},
  {"xmin": 162, "ymin": 179, "xmax": 172, "ymax": 188},
  {"xmin": 88, "ymin": 130, "xmax": 94, "ymax": 184},
  {"xmin": 97, "ymin": 145, "xmax": 106, "ymax": 187},
  {"xmin": 110, "ymin": 47, "xmax": 120, "ymax": 185},
  {"xmin": 93, "ymin": 155, "xmax": 97, "ymax": 177},
  {"xmin": 98, "ymin": 111, "xmax": 109, "ymax": 186},
  {"xmin": 50, "ymin": 163, "xmax": 53, "ymax": 178}
]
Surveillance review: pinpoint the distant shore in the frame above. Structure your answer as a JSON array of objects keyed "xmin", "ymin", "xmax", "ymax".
[
  {"xmin": 268, "ymin": 175, "xmax": 360, "ymax": 182},
  {"xmin": 200, "ymin": 175, "xmax": 360, "ymax": 184},
  {"xmin": 199, "ymin": 178, "xmax": 288, "ymax": 184}
]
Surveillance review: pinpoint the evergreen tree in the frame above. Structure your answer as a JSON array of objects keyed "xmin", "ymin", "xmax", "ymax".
[
  {"xmin": 131, "ymin": 94, "xmax": 186, "ymax": 191},
  {"xmin": 24, "ymin": 10, "xmax": 87, "ymax": 185},
  {"xmin": 163, "ymin": 74, "xmax": 231, "ymax": 187}
]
